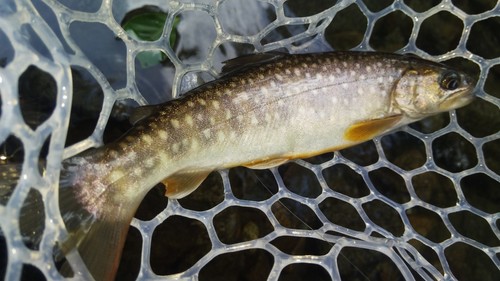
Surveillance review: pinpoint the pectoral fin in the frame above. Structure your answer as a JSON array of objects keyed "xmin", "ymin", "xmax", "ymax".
[
  {"xmin": 243, "ymin": 157, "xmax": 289, "ymax": 169},
  {"xmin": 162, "ymin": 170, "xmax": 211, "ymax": 199},
  {"xmin": 344, "ymin": 115, "xmax": 403, "ymax": 142}
]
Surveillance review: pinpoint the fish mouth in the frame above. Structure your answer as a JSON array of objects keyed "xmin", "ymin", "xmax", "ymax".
[{"xmin": 439, "ymin": 90, "xmax": 475, "ymax": 110}]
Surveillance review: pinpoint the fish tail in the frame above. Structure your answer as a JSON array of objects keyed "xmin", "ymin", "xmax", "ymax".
[{"xmin": 56, "ymin": 159, "xmax": 136, "ymax": 281}]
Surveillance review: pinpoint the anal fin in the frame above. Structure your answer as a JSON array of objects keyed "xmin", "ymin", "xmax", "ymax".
[
  {"xmin": 162, "ymin": 170, "xmax": 211, "ymax": 199},
  {"xmin": 242, "ymin": 157, "xmax": 289, "ymax": 169},
  {"xmin": 344, "ymin": 115, "xmax": 403, "ymax": 142}
]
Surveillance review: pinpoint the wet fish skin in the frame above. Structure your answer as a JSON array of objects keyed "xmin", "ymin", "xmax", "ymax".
[{"xmin": 56, "ymin": 51, "xmax": 474, "ymax": 281}]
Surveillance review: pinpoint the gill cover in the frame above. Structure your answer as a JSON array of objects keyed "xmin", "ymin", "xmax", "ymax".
[{"xmin": 392, "ymin": 65, "xmax": 474, "ymax": 118}]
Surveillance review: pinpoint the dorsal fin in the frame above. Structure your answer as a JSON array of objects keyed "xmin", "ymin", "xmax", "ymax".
[
  {"xmin": 221, "ymin": 52, "xmax": 286, "ymax": 76},
  {"xmin": 129, "ymin": 104, "xmax": 161, "ymax": 125}
]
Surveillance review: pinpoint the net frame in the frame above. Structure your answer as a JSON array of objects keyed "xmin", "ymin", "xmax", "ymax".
[{"xmin": 0, "ymin": 0, "xmax": 499, "ymax": 280}]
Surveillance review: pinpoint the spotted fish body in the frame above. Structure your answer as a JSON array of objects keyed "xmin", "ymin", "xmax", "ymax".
[{"xmin": 57, "ymin": 52, "xmax": 474, "ymax": 280}]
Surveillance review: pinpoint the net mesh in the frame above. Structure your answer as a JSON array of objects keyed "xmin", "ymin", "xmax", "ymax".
[{"xmin": 1, "ymin": 0, "xmax": 499, "ymax": 280}]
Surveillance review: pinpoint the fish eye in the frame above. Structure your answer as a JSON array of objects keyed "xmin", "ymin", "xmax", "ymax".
[{"xmin": 440, "ymin": 71, "xmax": 460, "ymax": 91}]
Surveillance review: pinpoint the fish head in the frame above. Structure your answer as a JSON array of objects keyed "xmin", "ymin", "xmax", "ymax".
[{"xmin": 392, "ymin": 63, "xmax": 476, "ymax": 118}]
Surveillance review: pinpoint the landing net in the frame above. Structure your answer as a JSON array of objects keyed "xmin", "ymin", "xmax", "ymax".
[{"xmin": 0, "ymin": 0, "xmax": 499, "ymax": 280}]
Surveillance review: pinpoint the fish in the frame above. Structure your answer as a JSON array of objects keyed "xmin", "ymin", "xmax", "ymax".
[{"xmin": 21, "ymin": 51, "xmax": 475, "ymax": 280}]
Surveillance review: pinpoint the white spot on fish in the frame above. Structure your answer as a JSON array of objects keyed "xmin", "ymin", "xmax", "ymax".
[
  {"xmin": 159, "ymin": 152, "xmax": 169, "ymax": 163},
  {"xmin": 187, "ymin": 101, "xmax": 195, "ymax": 107},
  {"xmin": 234, "ymin": 92, "xmax": 249, "ymax": 104},
  {"xmin": 127, "ymin": 151, "xmax": 137, "ymax": 161},
  {"xmin": 108, "ymin": 150, "xmax": 119, "ymax": 158},
  {"xmin": 212, "ymin": 101, "xmax": 220, "ymax": 110},
  {"xmin": 237, "ymin": 115, "xmax": 244, "ymax": 122},
  {"xmin": 141, "ymin": 135, "xmax": 153, "ymax": 145},
  {"xmin": 359, "ymin": 74, "xmax": 366, "ymax": 80},
  {"xmin": 275, "ymin": 74, "xmax": 284, "ymax": 81},
  {"xmin": 172, "ymin": 143, "xmax": 180, "ymax": 153},
  {"xmin": 217, "ymin": 131, "xmax": 226, "ymax": 142},
  {"xmin": 329, "ymin": 74, "xmax": 336, "ymax": 82},
  {"xmin": 331, "ymin": 96, "xmax": 338, "ymax": 104},
  {"xmin": 342, "ymin": 61, "xmax": 348, "ymax": 67},
  {"xmin": 209, "ymin": 117, "xmax": 216, "ymax": 125},
  {"xmin": 197, "ymin": 113, "xmax": 203, "ymax": 121},
  {"xmin": 350, "ymin": 70, "xmax": 356, "ymax": 76},
  {"xmin": 203, "ymin": 129, "xmax": 211, "ymax": 139},
  {"xmin": 342, "ymin": 84, "xmax": 349, "ymax": 90},
  {"xmin": 171, "ymin": 119, "xmax": 180, "ymax": 129},
  {"xmin": 305, "ymin": 72, "xmax": 311, "ymax": 78},
  {"xmin": 258, "ymin": 73, "xmax": 265, "ymax": 79},
  {"xmin": 134, "ymin": 167, "xmax": 143, "ymax": 177},
  {"xmin": 158, "ymin": 130, "xmax": 168, "ymax": 140},
  {"xmin": 377, "ymin": 77, "xmax": 385, "ymax": 84},
  {"xmin": 357, "ymin": 88, "xmax": 364, "ymax": 95},
  {"xmin": 285, "ymin": 69, "xmax": 291, "ymax": 75},
  {"xmin": 250, "ymin": 115, "xmax": 259, "ymax": 125},
  {"xmin": 366, "ymin": 66, "xmax": 372, "ymax": 72},
  {"xmin": 197, "ymin": 99, "xmax": 206, "ymax": 106},
  {"xmin": 336, "ymin": 68, "xmax": 341, "ymax": 74},
  {"xmin": 145, "ymin": 158, "xmax": 155, "ymax": 168},
  {"xmin": 316, "ymin": 73, "xmax": 323, "ymax": 80},
  {"xmin": 261, "ymin": 87, "xmax": 269, "ymax": 95},
  {"xmin": 294, "ymin": 68, "xmax": 301, "ymax": 76},
  {"xmin": 270, "ymin": 81, "xmax": 277, "ymax": 88},
  {"xmin": 109, "ymin": 170, "xmax": 125, "ymax": 182},
  {"xmin": 225, "ymin": 109, "xmax": 232, "ymax": 119}
]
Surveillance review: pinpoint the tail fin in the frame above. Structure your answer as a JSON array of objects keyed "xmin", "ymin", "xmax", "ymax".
[
  {"xmin": 56, "ymin": 160, "xmax": 137, "ymax": 281},
  {"xmin": 5, "ymin": 159, "xmax": 138, "ymax": 281}
]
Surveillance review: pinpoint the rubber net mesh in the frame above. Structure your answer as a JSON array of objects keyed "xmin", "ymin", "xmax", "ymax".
[{"xmin": 0, "ymin": 0, "xmax": 499, "ymax": 280}]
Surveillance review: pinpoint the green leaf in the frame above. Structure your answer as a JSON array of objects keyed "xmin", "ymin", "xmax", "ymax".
[
  {"xmin": 122, "ymin": 9, "xmax": 180, "ymax": 68},
  {"xmin": 123, "ymin": 12, "xmax": 167, "ymax": 42}
]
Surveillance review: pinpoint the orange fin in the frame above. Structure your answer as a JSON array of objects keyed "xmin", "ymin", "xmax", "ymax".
[
  {"xmin": 344, "ymin": 115, "xmax": 403, "ymax": 142},
  {"xmin": 243, "ymin": 157, "xmax": 289, "ymax": 169},
  {"xmin": 162, "ymin": 171, "xmax": 211, "ymax": 199}
]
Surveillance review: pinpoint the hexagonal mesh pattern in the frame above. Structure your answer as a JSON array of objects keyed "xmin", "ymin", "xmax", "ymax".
[{"xmin": 0, "ymin": 0, "xmax": 499, "ymax": 280}]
